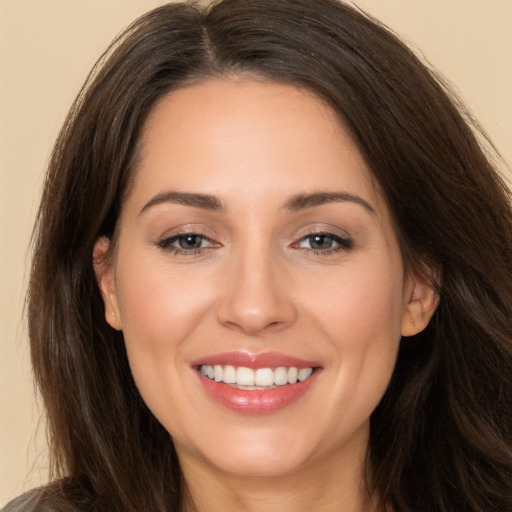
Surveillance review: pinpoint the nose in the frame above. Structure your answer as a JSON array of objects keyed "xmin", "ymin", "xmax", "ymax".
[{"xmin": 216, "ymin": 248, "xmax": 297, "ymax": 336}]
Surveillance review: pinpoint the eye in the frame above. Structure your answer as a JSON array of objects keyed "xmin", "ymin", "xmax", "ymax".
[
  {"xmin": 296, "ymin": 232, "xmax": 352, "ymax": 253},
  {"xmin": 157, "ymin": 233, "xmax": 214, "ymax": 253},
  {"xmin": 174, "ymin": 234, "xmax": 208, "ymax": 250}
]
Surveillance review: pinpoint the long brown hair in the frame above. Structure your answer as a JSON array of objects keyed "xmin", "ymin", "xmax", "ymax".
[{"xmin": 28, "ymin": 0, "xmax": 512, "ymax": 510}]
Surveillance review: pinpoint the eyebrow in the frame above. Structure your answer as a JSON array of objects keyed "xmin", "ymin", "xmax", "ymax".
[
  {"xmin": 139, "ymin": 190, "xmax": 375, "ymax": 216},
  {"xmin": 140, "ymin": 191, "xmax": 225, "ymax": 215},
  {"xmin": 284, "ymin": 191, "xmax": 375, "ymax": 214}
]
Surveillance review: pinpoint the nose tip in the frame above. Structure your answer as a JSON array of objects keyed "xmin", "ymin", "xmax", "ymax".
[
  {"xmin": 222, "ymin": 308, "xmax": 289, "ymax": 336},
  {"xmin": 216, "ymin": 259, "xmax": 296, "ymax": 335}
]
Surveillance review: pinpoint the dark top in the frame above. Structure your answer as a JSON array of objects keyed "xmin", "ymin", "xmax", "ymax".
[
  {"xmin": 2, "ymin": 490, "xmax": 75, "ymax": 512},
  {"xmin": 3, "ymin": 491, "xmax": 41, "ymax": 512}
]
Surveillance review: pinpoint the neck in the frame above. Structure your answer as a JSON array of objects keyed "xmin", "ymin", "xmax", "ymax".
[{"xmin": 178, "ymin": 435, "xmax": 379, "ymax": 512}]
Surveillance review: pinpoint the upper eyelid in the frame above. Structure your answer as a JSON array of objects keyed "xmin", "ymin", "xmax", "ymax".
[
  {"xmin": 293, "ymin": 226, "xmax": 352, "ymax": 241},
  {"xmin": 298, "ymin": 231, "xmax": 349, "ymax": 241},
  {"xmin": 294, "ymin": 232, "xmax": 352, "ymax": 248},
  {"xmin": 160, "ymin": 232, "xmax": 215, "ymax": 245},
  {"xmin": 156, "ymin": 227, "xmax": 351, "ymax": 241},
  {"xmin": 298, "ymin": 229, "xmax": 349, "ymax": 237},
  {"xmin": 154, "ymin": 223, "xmax": 353, "ymax": 245},
  {"xmin": 156, "ymin": 225, "xmax": 220, "ymax": 242}
]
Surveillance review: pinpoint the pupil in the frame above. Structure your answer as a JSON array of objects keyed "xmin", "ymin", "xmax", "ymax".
[
  {"xmin": 180, "ymin": 235, "xmax": 201, "ymax": 249},
  {"xmin": 311, "ymin": 235, "xmax": 332, "ymax": 250}
]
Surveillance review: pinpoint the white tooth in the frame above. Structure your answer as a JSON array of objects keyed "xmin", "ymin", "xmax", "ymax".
[
  {"xmin": 298, "ymin": 367, "xmax": 313, "ymax": 381},
  {"xmin": 223, "ymin": 365, "xmax": 236, "ymax": 384},
  {"xmin": 200, "ymin": 365, "xmax": 208, "ymax": 376},
  {"xmin": 287, "ymin": 367, "xmax": 298, "ymax": 384},
  {"xmin": 206, "ymin": 365, "xmax": 214, "ymax": 380},
  {"xmin": 237, "ymin": 366, "xmax": 255, "ymax": 386},
  {"xmin": 274, "ymin": 367, "xmax": 288, "ymax": 385},
  {"xmin": 255, "ymin": 368, "xmax": 274, "ymax": 387},
  {"xmin": 214, "ymin": 365, "xmax": 223, "ymax": 382},
  {"xmin": 238, "ymin": 384, "xmax": 257, "ymax": 390}
]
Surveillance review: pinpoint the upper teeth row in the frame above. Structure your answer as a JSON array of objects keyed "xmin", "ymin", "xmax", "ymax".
[{"xmin": 200, "ymin": 365, "xmax": 313, "ymax": 386}]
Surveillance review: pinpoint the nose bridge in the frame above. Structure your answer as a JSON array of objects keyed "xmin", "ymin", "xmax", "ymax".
[{"xmin": 216, "ymin": 236, "xmax": 295, "ymax": 334}]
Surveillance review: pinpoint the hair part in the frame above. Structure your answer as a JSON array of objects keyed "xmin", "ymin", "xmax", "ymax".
[{"xmin": 28, "ymin": 1, "xmax": 512, "ymax": 510}]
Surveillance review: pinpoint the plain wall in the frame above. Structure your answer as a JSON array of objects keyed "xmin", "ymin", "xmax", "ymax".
[{"xmin": 1, "ymin": 0, "xmax": 511, "ymax": 505}]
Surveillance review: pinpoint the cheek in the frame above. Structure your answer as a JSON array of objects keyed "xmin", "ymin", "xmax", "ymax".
[
  {"xmin": 305, "ymin": 263, "xmax": 404, "ymax": 423},
  {"xmin": 306, "ymin": 260, "xmax": 404, "ymax": 342},
  {"xmin": 340, "ymin": 267, "xmax": 404, "ymax": 371},
  {"xmin": 112, "ymin": 260, "xmax": 216, "ymax": 439},
  {"xmin": 112, "ymin": 253, "xmax": 215, "ymax": 404},
  {"xmin": 116, "ymin": 253, "xmax": 212, "ymax": 346}
]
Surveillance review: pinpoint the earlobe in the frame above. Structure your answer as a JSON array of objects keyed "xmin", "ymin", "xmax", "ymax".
[
  {"xmin": 401, "ymin": 270, "xmax": 439, "ymax": 337},
  {"xmin": 93, "ymin": 236, "xmax": 122, "ymax": 330}
]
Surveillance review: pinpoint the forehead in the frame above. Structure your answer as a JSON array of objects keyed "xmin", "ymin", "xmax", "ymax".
[{"xmin": 128, "ymin": 79, "xmax": 385, "ymax": 216}]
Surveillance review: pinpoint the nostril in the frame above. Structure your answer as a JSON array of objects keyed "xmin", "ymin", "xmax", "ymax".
[{"xmin": 266, "ymin": 320, "xmax": 286, "ymax": 331}]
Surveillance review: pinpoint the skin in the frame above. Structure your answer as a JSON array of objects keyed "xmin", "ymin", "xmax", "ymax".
[{"xmin": 95, "ymin": 79, "xmax": 437, "ymax": 512}]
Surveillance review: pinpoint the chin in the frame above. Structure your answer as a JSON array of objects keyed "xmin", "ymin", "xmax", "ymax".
[
  {"xmin": 192, "ymin": 441, "xmax": 314, "ymax": 478},
  {"xmin": 171, "ymin": 415, "xmax": 312, "ymax": 475}
]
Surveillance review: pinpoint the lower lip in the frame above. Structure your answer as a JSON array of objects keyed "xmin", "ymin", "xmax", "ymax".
[{"xmin": 197, "ymin": 370, "xmax": 320, "ymax": 414}]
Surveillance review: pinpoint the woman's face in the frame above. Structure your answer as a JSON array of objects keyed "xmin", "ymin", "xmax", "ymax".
[{"xmin": 96, "ymin": 79, "xmax": 435, "ymax": 479}]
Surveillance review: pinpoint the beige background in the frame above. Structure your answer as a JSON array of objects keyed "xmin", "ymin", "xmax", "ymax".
[{"xmin": 1, "ymin": 0, "xmax": 511, "ymax": 506}]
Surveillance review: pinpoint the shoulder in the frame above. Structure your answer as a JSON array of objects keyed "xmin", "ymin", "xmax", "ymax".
[
  {"xmin": 2, "ymin": 488, "xmax": 77, "ymax": 512},
  {"xmin": 3, "ymin": 490, "xmax": 42, "ymax": 512}
]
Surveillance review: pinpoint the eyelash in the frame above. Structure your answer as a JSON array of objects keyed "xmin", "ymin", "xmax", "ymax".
[
  {"xmin": 293, "ymin": 231, "xmax": 353, "ymax": 255},
  {"xmin": 156, "ymin": 233, "xmax": 215, "ymax": 255},
  {"xmin": 156, "ymin": 231, "xmax": 353, "ymax": 256}
]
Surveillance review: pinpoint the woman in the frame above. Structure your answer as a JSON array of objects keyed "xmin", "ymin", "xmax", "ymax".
[{"xmin": 5, "ymin": 0, "xmax": 511, "ymax": 510}]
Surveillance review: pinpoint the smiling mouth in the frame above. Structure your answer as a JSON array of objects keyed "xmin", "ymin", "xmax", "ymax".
[
  {"xmin": 199, "ymin": 364, "xmax": 314, "ymax": 390},
  {"xmin": 195, "ymin": 356, "xmax": 321, "ymax": 413}
]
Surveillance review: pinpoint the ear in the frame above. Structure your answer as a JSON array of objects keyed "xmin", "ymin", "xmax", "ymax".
[
  {"xmin": 93, "ymin": 236, "xmax": 122, "ymax": 330},
  {"xmin": 401, "ymin": 268, "xmax": 440, "ymax": 337}
]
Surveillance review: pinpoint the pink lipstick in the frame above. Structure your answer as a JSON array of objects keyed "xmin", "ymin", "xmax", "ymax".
[{"xmin": 192, "ymin": 351, "xmax": 321, "ymax": 414}]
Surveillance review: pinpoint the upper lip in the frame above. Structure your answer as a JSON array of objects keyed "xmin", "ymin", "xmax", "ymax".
[{"xmin": 191, "ymin": 351, "xmax": 321, "ymax": 369}]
